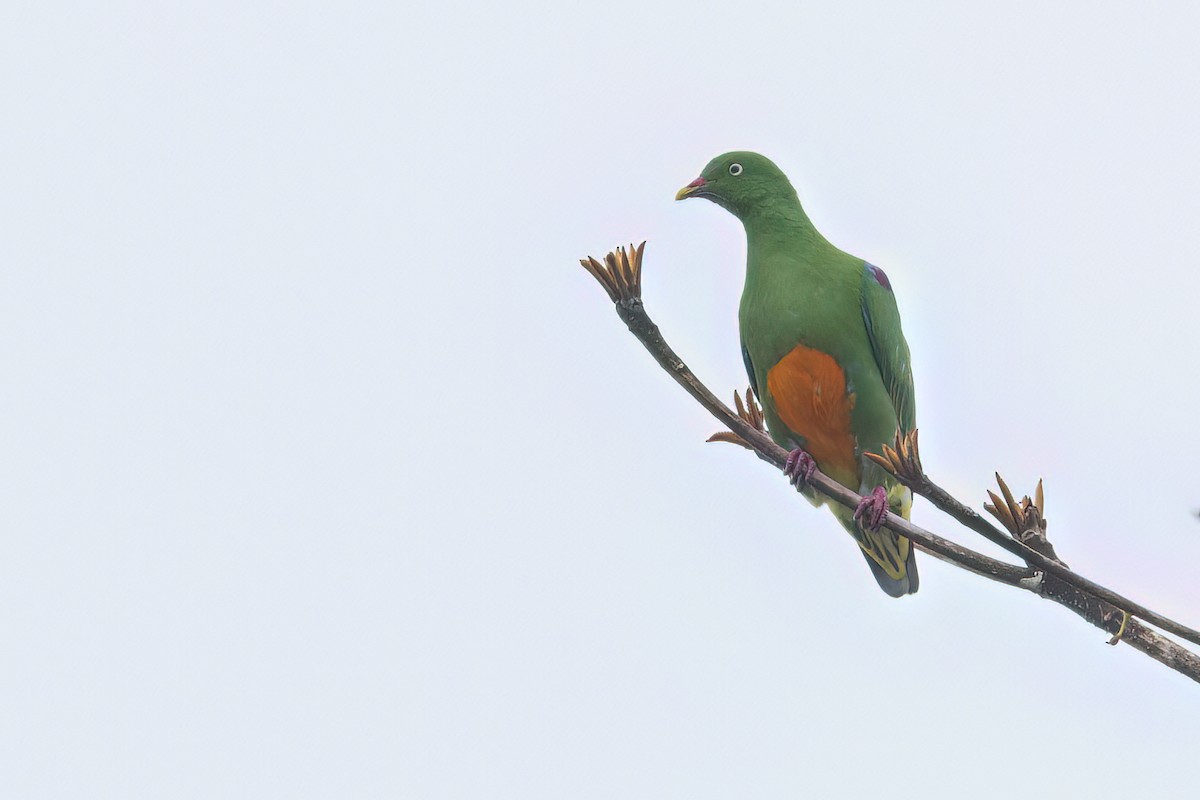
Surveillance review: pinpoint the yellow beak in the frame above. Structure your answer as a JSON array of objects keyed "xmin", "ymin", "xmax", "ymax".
[{"xmin": 675, "ymin": 177, "xmax": 708, "ymax": 201}]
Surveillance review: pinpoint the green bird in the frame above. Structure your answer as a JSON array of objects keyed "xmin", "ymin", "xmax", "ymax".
[{"xmin": 676, "ymin": 151, "xmax": 918, "ymax": 596}]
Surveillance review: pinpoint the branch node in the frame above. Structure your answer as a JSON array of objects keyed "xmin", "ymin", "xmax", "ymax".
[
  {"xmin": 865, "ymin": 429, "xmax": 928, "ymax": 490},
  {"xmin": 708, "ymin": 387, "xmax": 766, "ymax": 449},
  {"xmin": 985, "ymin": 474, "xmax": 1067, "ymax": 567},
  {"xmin": 579, "ymin": 242, "xmax": 645, "ymax": 304},
  {"xmin": 1019, "ymin": 570, "xmax": 1045, "ymax": 593}
]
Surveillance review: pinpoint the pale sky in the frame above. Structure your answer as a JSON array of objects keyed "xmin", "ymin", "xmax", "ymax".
[{"xmin": 3, "ymin": 2, "xmax": 1200, "ymax": 798}]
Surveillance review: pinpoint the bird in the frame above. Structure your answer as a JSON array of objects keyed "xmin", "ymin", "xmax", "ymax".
[{"xmin": 676, "ymin": 151, "xmax": 918, "ymax": 596}]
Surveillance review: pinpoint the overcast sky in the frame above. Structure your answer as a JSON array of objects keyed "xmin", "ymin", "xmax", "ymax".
[{"xmin": 4, "ymin": 2, "xmax": 1200, "ymax": 798}]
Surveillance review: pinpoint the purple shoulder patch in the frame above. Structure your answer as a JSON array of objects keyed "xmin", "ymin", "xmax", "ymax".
[{"xmin": 867, "ymin": 263, "xmax": 892, "ymax": 292}]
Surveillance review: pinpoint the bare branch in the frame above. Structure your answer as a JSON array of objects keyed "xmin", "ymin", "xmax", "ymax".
[{"xmin": 579, "ymin": 243, "xmax": 1200, "ymax": 684}]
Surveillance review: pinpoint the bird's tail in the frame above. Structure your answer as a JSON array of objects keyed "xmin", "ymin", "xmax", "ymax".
[
  {"xmin": 857, "ymin": 533, "xmax": 919, "ymax": 597},
  {"xmin": 833, "ymin": 485, "xmax": 919, "ymax": 597}
]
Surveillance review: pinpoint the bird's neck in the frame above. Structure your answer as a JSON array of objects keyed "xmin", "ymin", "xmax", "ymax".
[{"xmin": 741, "ymin": 196, "xmax": 833, "ymax": 262}]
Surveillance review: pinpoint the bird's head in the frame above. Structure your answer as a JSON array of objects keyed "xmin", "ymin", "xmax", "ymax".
[{"xmin": 675, "ymin": 151, "xmax": 797, "ymax": 218}]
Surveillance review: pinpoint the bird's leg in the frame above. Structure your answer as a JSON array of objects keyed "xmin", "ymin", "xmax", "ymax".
[
  {"xmin": 854, "ymin": 486, "xmax": 890, "ymax": 531},
  {"xmin": 784, "ymin": 448, "xmax": 817, "ymax": 489}
]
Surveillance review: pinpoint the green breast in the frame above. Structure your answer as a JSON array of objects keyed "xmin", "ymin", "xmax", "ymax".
[{"xmin": 739, "ymin": 240, "xmax": 898, "ymax": 476}]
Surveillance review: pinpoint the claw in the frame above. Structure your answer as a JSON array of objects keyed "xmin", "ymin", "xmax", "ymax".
[
  {"xmin": 783, "ymin": 448, "xmax": 817, "ymax": 488},
  {"xmin": 853, "ymin": 486, "xmax": 890, "ymax": 531}
]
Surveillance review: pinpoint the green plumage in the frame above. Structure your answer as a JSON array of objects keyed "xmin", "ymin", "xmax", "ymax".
[{"xmin": 678, "ymin": 152, "xmax": 918, "ymax": 596}]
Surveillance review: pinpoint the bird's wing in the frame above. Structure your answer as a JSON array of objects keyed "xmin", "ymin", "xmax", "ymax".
[
  {"xmin": 860, "ymin": 263, "xmax": 916, "ymax": 434},
  {"xmin": 740, "ymin": 340, "xmax": 759, "ymax": 398}
]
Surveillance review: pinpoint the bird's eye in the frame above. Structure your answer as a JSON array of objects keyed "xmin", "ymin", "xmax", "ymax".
[{"xmin": 728, "ymin": 163, "xmax": 743, "ymax": 176}]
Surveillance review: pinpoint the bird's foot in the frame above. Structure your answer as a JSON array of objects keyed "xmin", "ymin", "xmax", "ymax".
[
  {"xmin": 784, "ymin": 448, "xmax": 817, "ymax": 488},
  {"xmin": 854, "ymin": 486, "xmax": 890, "ymax": 532}
]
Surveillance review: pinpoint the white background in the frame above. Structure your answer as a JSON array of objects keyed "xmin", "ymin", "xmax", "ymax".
[{"xmin": 3, "ymin": 2, "xmax": 1200, "ymax": 797}]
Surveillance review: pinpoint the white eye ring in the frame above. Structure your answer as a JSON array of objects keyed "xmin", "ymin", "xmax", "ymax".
[{"xmin": 728, "ymin": 163, "xmax": 743, "ymax": 176}]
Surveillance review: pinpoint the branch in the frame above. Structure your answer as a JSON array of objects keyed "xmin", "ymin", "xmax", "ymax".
[
  {"xmin": 579, "ymin": 243, "xmax": 1200, "ymax": 684},
  {"xmin": 869, "ymin": 431, "xmax": 1200, "ymax": 648},
  {"xmin": 711, "ymin": 388, "xmax": 1029, "ymax": 590}
]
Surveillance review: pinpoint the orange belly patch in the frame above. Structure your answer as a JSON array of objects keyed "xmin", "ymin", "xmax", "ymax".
[{"xmin": 766, "ymin": 344, "xmax": 859, "ymax": 484}]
